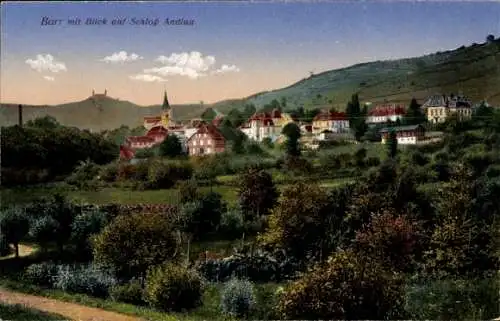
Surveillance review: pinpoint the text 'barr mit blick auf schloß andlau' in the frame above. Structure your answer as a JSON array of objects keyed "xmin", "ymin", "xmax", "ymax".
[{"xmin": 41, "ymin": 17, "xmax": 195, "ymax": 26}]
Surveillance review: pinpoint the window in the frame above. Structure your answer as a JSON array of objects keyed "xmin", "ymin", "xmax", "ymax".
[{"xmin": 199, "ymin": 148, "xmax": 205, "ymax": 155}]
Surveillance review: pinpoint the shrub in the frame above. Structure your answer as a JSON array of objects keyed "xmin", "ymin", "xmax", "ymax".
[
  {"xmin": 147, "ymin": 160, "xmax": 193, "ymax": 189},
  {"xmin": 220, "ymin": 278, "xmax": 256, "ymax": 318},
  {"xmin": 71, "ymin": 209, "xmax": 108, "ymax": 255},
  {"xmin": 24, "ymin": 262, "xmax": 58, "ymax": 287},
  {"xmin": 144, "ymin": 263, "xmax": 204, "ymax": 312},
  {"xmin": 177, "ymin": 179, "xmax": 200, "ymax": 204},
  {"xmin": 219, "ymin": 208, "xmax": 245, "ymax": 240},
  {"xmin": 0, "ymin": 235, "xmax": 11, "ymax": 256},
  {"xmin": 53, "ymin": 263, "xmax": 117, "ymax": 298},
  {"xmin": 65, "ymin": 160, "xmax": 100, "ymax": 188},
  {"xmin": 365, "ymin": 156, "xmax": 381, "ymax": 167},
  {"xmin": 99, "ymin": 162, "xmax": 119, "ymax": 182},
  {"xmin": 110, "ymin": 279, "xmax": 146, "ymax": 305},
  {"xmin": 276, "ymin": 250, "xmax": 404, "ymax": 320},
  {"xmin": 0, "ymin": 207, "xmax": 30, "ymax": 258}
]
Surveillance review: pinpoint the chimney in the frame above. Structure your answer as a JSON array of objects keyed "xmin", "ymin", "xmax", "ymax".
[{"xmin": 18, "ymin": 104, "xmax": 23, "ymax": 127}]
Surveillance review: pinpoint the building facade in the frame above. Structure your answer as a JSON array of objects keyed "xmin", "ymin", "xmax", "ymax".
[
  {"xmin": 240, "ymin": 109, "xmax": 294, "ymax": 142},
  {"xmin": 366, "ymin": 104, "xmax": 406, "ymax": 125},
  {"xmin": 422, "ymin": 94, "xmax": 472, "ymax": 123},
  {"xmin": 380, "ymin": 124, "xmax": 425, "ymax": 145},
  {"xmin": 187, "ymin": 123, "xmax": 226, "ymax": 156},
  {"xmin": 312, "ymin": 110, "xmax": 350, "ymax": 134}
]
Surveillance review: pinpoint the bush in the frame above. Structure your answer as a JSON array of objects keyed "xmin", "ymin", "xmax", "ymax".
[
  {"xmin": 92, "ymin": 212, "xmax": 178, "ymax": 280},
  {"xmin": 365, "ymin": 156, "xmax": 381, "ymax": 167},
  {"xmin": 144, "ymin": 263, "xmax": 204, "ymax": 312},
  {"xmin": 147, "ymin": 160, "xmax": 193, "ymax": 189},
  {"xmin": 0, "ymin": 235, "xmax": 11, "ymax": 256},
  {"xmin": 53, "ymin": 263, "xmax": 117, "ymax": 298},
  {"xmin": 110, "ymin": 279, "xmax": 146, "ymax": 305},
  {"xmin": 220, "ymin": 278, "xmax": 256, "ymax": 318},
  {"xmin": 24, "ymin": 262, "xmax": 58, "ymax": 287},
  {"xmin": 99, "ymin": 162, "xmax": 119, "ymax": 182},
  {"xmin": 219, "ymin": 208, "xmax": 245, "ymax": 240}
]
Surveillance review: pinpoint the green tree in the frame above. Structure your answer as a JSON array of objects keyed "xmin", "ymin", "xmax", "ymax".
[
  {"xmin": 93, "ymin": 212, "xmax": 178, "ymax": 279},
  {"xmin": 0, "ymin": 207, "xmax": 30, "ymax": 258},
  {"xmin": 238, "ymin": 168, "xmax": 279, "ymax": 220},
  {"xmin": 159, "ymin": 135, "xmax": 183, "ymax": 157},
  {"xmin": 25, "ymin": 115, "xmax": 60, "ymax": 129},
  {"xmin": 405, "ymin": 98, "xmax": 426, "ymax": 125},
  {"xmin": 386, "ymin": 130, "xmax": 398, "ymax": 159},
  {"xmin": 282, "ymin": 123, "xmax": 301, "ymax": 157}
]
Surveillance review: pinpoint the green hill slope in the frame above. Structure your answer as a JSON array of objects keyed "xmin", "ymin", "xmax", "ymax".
[{"xmin": 216, "ymin": 39, "xmax": 500, "ymax": 112}]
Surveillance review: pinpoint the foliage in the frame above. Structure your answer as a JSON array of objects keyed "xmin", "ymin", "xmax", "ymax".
[
  {"xmin": 145, "ymin": 160, "xmax": 193, "ymax": 189},
  {"xmin": 24, "ymin": 262, "xmax": 58, "ymax": 287},
  {"xmin": 259, "ymin": 182, "xmax": 340, "ymax": 262},
  {"xmin": 92, "ymin": 212, "xmax": 178, "ymax": 279},
  {"xmin": 354, "ymin": 210, "xmax": 423, "ymax": 273},
  {"xmin": 281, "ymin": 123, "xmax": 301, "ymax": 156},
  {"xmin": 404, "ymin": 276, "xmax": 500, "ymax": 319},
  {"xmin": 29, "ymin": 215, "xmax": 60, "ymax": 251},
  {"xmin": 65, "ymin": 159, "xmax": 101, "ymax": 189},
  {"xmin": 404, "ymin": 98, "xmax": 426, "ymax": 125},
  {"xmin": 219, "ymin": 208, "xmax": 245, "ymax": 239},
  {"xmin": 175, "ymin": 192, "xmax": 225, "ymax": 241},
  {"xmin": 237, "ymin": 168, "xmax": 279, "ymax": 220},
  {"xmin": 220, "ymin": 278, "xmax": 256, "ymax": 318},
  {"xmin": 109, "ymin": 279, "xmax": 146, "ymax": 306},
  {"xmin": 159, "ymin": 135, "xmax": 184, "ymax": 157},
  {"xmin": 70, "ymin": 208, "xmax": 108, "ymax": 255},
  {"xmin": 195, "ymin": 249, "xmax": 301, "ymax": 283},
  {"xmin": 0, "ymin": 206, "xmax": 30, "ymax": 257},
  {"xmin": 177, "ymin": 179, "xmax": 200, "ymax": 204},
  {"xmin": 1, "ymin": 122, "xmax": 118, "ymax": 185},
  {"xmin": 386, "ymin": 130, "xmax": 398, "ymax": 158},
  {"xmin": 144, "ymin": 263, "xmax": 204, "ymax": 312},
  {"xmin": 52, "ymin": 263, "xmax": 117, "ymax": 298},
  {"xmin": 276, "ymin": 250, "xmax": 404, "ymax": 320}
]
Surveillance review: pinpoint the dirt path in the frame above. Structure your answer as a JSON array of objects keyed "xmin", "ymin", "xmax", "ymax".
[{"xmin": 0, "ymin": 288, "xmax": 146, "ymax": 321}]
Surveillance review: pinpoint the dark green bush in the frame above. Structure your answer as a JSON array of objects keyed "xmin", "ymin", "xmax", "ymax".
[
  {"xmin": 365, "ymin": 156, "xmax": 381, "ymax": 167},
  {"xmin": 144, "ymin": 263, "xmax": 204, "ymax": 312},
  {"xmin": 220, "ymin": 278, "xmax": 256, "ymax": 318},
  {"xmin": 219, "ymin": 209, "xmax": 245, "ymax": 240},
  {"xmin": 110, "ymin": 279, "xmax": 146, "ymax": 305},
  {"xmin": 98, "ymin": 162, "xmax": 119, "ymax": 182}
]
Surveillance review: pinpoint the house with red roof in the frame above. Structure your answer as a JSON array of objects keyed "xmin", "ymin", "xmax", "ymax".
[
  {"xmin": 124, "ymin": 125, "xmax": 169, "ymax": 150},
  {"xmin": 366, "ymin": 104, "xmax": 406, "ymax": 125},
  {"xmin": 187, "ymin": 123, "xmax": 226, "ymax": 156},
  {"xmin": 312, "ymin": 110, "xmax": 350, "ymax": 134}
]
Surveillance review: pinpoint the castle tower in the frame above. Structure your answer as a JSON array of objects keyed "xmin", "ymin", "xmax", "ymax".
[
  {"xmin": 92, "ymin": 90, "xmax": 95, "ymax": 96},
  {"xmin": 104, "ymin": 89, "xmax": 107, "ymax": 96}
]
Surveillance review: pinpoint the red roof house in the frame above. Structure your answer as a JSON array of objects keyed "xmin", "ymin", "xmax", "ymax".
[{"xmin": 187, "ymin": 123, "xmax": 226, "ymax": 156}]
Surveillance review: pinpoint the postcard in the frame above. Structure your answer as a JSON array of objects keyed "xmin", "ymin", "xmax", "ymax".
[{"xmin": 0, "ymin": 1, "xmax": 499, "ymax": 320}]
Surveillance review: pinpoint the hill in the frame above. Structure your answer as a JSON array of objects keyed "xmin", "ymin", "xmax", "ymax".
[
  {"xmin": 214, "ymin": 39, "xmax": 500, "ymax": 113},
  {"xmin": 1, "ymin": 39, "xmax": 498, "ymax": 130},
  {"xmin": 0, "ymin": 96, "xmax": 205, "ymax": 131}
]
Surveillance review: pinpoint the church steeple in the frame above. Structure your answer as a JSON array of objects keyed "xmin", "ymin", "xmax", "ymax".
[{"xmin": 162, "ymin": 90, "xmax": 170, "ymax": 110}]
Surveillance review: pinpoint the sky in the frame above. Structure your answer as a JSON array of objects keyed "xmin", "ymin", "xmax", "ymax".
[{"xmin": 1, "ymin": 1, "xmax": 499, "ymax": 106}]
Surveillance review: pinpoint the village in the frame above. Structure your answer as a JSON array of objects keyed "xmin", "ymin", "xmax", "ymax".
[{"xmin": 119, "ymin": 90, "xmax": 481, "ymax": 160}]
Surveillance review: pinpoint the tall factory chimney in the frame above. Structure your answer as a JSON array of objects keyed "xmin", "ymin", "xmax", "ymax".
[{"xmin": 18, "ymin": 104, "xmax": 23, "ymax": 127}]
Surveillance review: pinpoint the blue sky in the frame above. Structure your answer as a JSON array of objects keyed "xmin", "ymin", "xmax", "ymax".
[{"xmin": 1, "ymin": 1, "xmax": 499, "ymax": 105}]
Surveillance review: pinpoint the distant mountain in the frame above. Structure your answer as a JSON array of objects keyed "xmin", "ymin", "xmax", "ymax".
[
  {"xmin": 0, "ymin": 95, "xmax": 204, "ymax": 131},
  {"xmin": 2, "ymin": 39, "xmax": 498, "ymax": 131}
]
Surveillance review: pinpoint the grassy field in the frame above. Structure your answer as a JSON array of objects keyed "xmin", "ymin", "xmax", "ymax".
[
  {"xmin": 0, "ymin": 302, "xmax": 67, "ymax": 321},
  {"xmin": 0, "ymin": 176, "xmax": 353, "ymax": 208}
]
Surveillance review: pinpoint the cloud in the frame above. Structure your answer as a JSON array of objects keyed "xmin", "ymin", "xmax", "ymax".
[
  {"xmin": 213, "ymin": 64, "xmax": 240, "ymax": 74},
  {"xmin": 146, "ymin": 51, "xmax": 216, "ymax": 79},
  {"xmin": 43, "ymin": 76, "xmax": 55, "ymax": 81},
  {"xmin": 129, "ymin": 74, "xmax": 167, "ymax": 82},
  {"xmin": 25, "ymin": 54, "xmax": 67, "ymax": 73},
  {"xmin": 101, "ymin": 51, "xmax": 143, "ymax": 63}
]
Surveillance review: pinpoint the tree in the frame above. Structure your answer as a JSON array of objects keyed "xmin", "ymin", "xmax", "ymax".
[
  {"xmin": 238, "ymin": 168, "xmax": 279, "ymax": 220},
  {"xmin": 159, "ymin": 135, "xmax": 183, "ymax": 157},
  {"xmin": 282, "ymin": 123, "xmax": 301, "ymax": 157},
  {"xmin": 93, "ymin": 212, "xmax": 178, "ymax": 279},
  {"xmin": 386, "ymin": 130, "xmax": 398, "ymax": 159},
  {"xmin": 71, "ymin": 209, "xmax": 108, "ymax": 256},
  {"xmin": 0, "ymin": 207, "xmax": 30, "ymax": 258},
  {"xmin": 259, "ymin": 182, "xmax": 334, "ymax": 261},
  {"xmin": 486, "ymin": 34, "xmax": 495, "ymax": 43},
  {"xmin": 405, "ymin": 98, "xmax": 426, "ymax": 125},
  {"xmin": 25, "ymin": 115, "xmax": 60, "ymax": 129}
]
